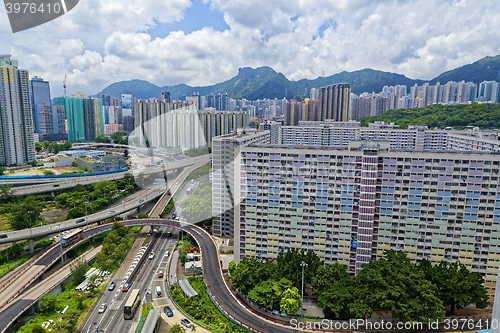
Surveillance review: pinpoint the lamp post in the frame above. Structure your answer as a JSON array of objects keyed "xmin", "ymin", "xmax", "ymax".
[
  {"xmin": 58, "ymin": 223, "xmax": 63, "ymax": 265},
  {"xmin": 300, "ymin": 261, "xmax": 308, "ymax": 322},
  {"xmin": 85, "ymin": 201, "xmax": 88, "ymax": 230}
]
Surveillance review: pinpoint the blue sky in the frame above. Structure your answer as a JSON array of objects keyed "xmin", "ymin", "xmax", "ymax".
[
  {"xmin": 146, "ymin": 0, "xmax": 229, "ymax": 39},
  {"xmin": 2, "ymin": 0, "xmax": 500, "ymax": 96}
]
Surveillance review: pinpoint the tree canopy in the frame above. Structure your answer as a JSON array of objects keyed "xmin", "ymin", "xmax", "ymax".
[
  {"xmin": 361, "ymin": 103, "xmax": 500, "ymax": 130},
  {"xmin": 230, "ymin": 250, "xmax": 487, "ymax": 321}
]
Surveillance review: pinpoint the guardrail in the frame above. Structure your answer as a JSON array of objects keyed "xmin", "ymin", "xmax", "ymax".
[
  {"xmin": 0, "ymin": 247, "xmax": 101, "ymax": 333},
  {"xmin": 0, "ymin": 241, "xmax": 59, "ymax": 292},
  {"xmin": 0, "ymin": 227, "xmax": 111, "ymax": 311}
]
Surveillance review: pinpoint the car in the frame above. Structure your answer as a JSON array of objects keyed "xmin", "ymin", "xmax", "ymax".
[
  {"xmin": 0, "ymin": 234, "xmax": 7, "ymax": 239},
  {"xmin": 167, "ymin": 191, "xmax": 171, "ymax": 195},
  {"xmin": 98, "ymin": 303, "xmax": 107, "ymax": 313},
  {"xmin": 164, "ymin": 306, "xmax": 173, "ymax": 317},
  {"xmin": 76, "ymin": 218, "xmax": 85, "ymax": 223},
  {"xmin": 53, "ymin": 184, "xmax": 59, "ymax": 187},
  {"xmin": 175, "ymin": 217, "xmax": 180, "ymax": 221},
  {"xmin": 158, "ymin": 271, "xmax": 163, "ymax": 278},
  {"xmin": 164, "ymin": 251, "xmax": 170, "ymax": 257},
  {"xmin": 122, "ymin": 284, "xmax": 130, "ymax": 292},
  {"xmin": 172, "ymin": 213, "xmax": 176, "ymax": 219},
  {"xmin": 108, "ymin": 282, "xmax": 115, "ymax": 291},
  {"xmin": 139, "ymin": 199, "xmax": 143, "ymax": 203},
  {"xmin": 181, "ymin": 318, "xmax": 192, "ymax": 328},
  {"xmin": 166, "ymin": 231, "xmax": 171, "ymax": 237},
  {"xmin": 148, "ymin": 252, "xmax": 154, "ymax": 259},
  {"xmin": 108, "ymin": 210, "xmax": 115, "ymax": 214}
]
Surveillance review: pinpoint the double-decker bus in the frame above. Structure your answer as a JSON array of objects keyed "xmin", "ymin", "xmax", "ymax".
[
  {"xmin": 61, "ymin": 228, "xmax": 84, "ymax": 247},
  {"xmin": 124, "ymin": 289, "xmax": 141, "ymax": 319}
]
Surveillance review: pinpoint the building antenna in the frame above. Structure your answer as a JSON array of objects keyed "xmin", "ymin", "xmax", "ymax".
[{"xmin": 63, "ymin": 73, "xmax": 67, "ymax": 97}]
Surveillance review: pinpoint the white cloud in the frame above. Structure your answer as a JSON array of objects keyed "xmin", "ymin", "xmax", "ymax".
[{"xmin": 2, "ymin": 0, "xmax": 500, "ymax": 96}]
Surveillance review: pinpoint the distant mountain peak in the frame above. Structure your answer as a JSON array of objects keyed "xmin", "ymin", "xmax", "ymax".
[{"xmin": 98, "ymin": 54, "xmax": 500, "ymax": 101}]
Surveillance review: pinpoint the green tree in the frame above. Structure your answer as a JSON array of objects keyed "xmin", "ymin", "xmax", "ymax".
[
  {"xmin": 111, "ymin": 130, "xmax": 128, "ymax": 144},
  {"xmin": 73, "ymin": 291, "xmax": 86, "ymax": 310},
  {"xmin": 34, "ymin": 142, "xmax": 43, "ymax": 152},
  {"xmin": 311, "ymin": 262, "xmax": 362, "ymax": 319},
  {"xmin": 356, "ymin": 250, "xmax": 445, "ymax": 322},
  {"xmin": 276, "ymin": 248, "xmax": 322, "ymax": 288},
  {"xmin": 95, "ymin": 135, "xmax": 111, "ymax": 143},
  {"xmin": 0, "ymin": 185, "xmax": 14, "ymax": 204},
  {"xmin": 42, "ymin": 140, "xmax": 50, "ymax": 149},
  {"xmin": 279, "ymin": 287, "xmax": 301, "ymax": 315},
  {"xmin": 9, "ymin": 196, "xmax": 44, "ymax": 229},
  {"xmin": 179, "ymin": 253, "xmax": 187, "ymax": 264},
  {"xmin": 42, "ymin": 169, "xmax": 55, "ymax": 175},
  {"xmin": 248, "ymin": 280, "xmax": 279, "ymax": 309},
  {"xmin": 420, "ymin": 259, "xmax": 489, "ymax": 314},
  {"xmin": 31, "ymin": 324, "xmax": 47, "ymax": 333},
  {"xmin": 169, "ymin": 324, "xmax": 186, "ymax": 333},
  {"xmin": 69, "ymin": 256, "xmax": 88, "ymax": 285},
  {"xmin": 112, "ymin": 222, "xmax": 127, "ymax": 237},
  {"xmin": 73, "ymin": 183, "xmax": 86, "ymax": 192},
  {"xmin": 39, "ymin": 294, "xmax": 57, "ymax": 314}
]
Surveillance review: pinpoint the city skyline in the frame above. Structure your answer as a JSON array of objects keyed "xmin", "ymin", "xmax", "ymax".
[{"xmin": 1, "ymin": 0, "xmax": 499, "ymax": 97}]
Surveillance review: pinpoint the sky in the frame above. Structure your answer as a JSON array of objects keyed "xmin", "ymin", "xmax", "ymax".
[{"xmin": 1, "ymin": 0, "xmax": 500, "ymax": 97}]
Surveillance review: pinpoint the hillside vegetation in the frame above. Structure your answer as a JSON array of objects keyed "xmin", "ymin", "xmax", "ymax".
[
  {"xmin": 99, "ymin": 53, "xmax": 500, "ymax": 101},
  {"xmin": 360, "ymin": 103, "xmax": 500, "ymax": 130}
]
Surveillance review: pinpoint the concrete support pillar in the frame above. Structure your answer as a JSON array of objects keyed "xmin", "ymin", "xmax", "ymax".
[
  {"xmin": 29, "ymin": 239, "xmax": 34, "ymax": 254},
  {"xmin": 89, "ymin": 236, "xmax": 94, "ymax": 244},
  {"xmin": 62, "ymin": 253, "xmax": 67, "ymax": 264},
  {"xmin": 150, "ymin": 225, "xmax": 154, "ymax": 234}
]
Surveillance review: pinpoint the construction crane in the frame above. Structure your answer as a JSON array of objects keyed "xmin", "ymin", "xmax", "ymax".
[{"xmin": 63, "ymin": 73, "xmax": 67, "ymax": 97}]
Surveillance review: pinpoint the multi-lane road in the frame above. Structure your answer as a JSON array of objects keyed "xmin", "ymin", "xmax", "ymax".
[{"xmin": 82, "ymin": 227, "xmax": 176, "ymax": 333}]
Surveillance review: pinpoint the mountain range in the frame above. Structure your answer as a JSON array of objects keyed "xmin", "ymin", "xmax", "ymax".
[{"xmin": 99, "ymin": 54, "xmax": 500, "ymax": 101}]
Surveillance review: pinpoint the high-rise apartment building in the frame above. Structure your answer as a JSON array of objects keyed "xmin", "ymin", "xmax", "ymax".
[
  {"xmin": 133, "ymin": 101, "xmax": 249, "ymax": 149},
  {"xmin": 36, "ymin": 104, "xmax": 67, "ymax": 142},
  {"xmin": 30, "ymin": 76, "xmax": 51, "ymax": 133},
  {"xmin": 234, "ymin": 141, "xmax": 500, "ymax": 302},
  {"xmin": 212, "ymin": 129, "xmax": 271, "ymax": 237},
  {"xmin": 161, "ymin": 91, "xmax": 171, "ymax": 103},
  {"xmin": 0, "ymin": 55, "xmax": 35, "ymax": 165},
  {"xmin": 318, "ymin": 83, "xmax": 351, "ymax": 121},
  {"xmin": 57, "ymin": 94, "xmax": 101, "ymax": 142},
  {"xmin": 261, "ymin": 120, "xmax": 281, "ymax": 145}
]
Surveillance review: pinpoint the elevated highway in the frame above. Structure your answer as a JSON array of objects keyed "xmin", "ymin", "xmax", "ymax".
[
  {"xmin": 0, "ymin": 219, "xmax": 293, "ymax": 333},
  {"xmin": 4, "ymin": 154, "xmax": 210, "ymax": 195}
]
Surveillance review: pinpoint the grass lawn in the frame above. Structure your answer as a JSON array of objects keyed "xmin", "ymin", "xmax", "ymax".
[
  {"xmin": 0, "ymin": 215, "xmax": 11, "ymax": 232},
  {"xmin": 141, "ymin": 302, "xmax": 154, "ymax": 317},
  {"xmin": 0, "ymin": 253, "xmax": 33, "ymax": 277},
  {"xmin": 127, "ymin": 226, "xmax": 142, "ymax": 234},
  {"xmin": 170, "ymin": 276, "xmax": 248, "ymax": 332},
  {"xmin": 17, "ymin": 282, "xmax": 104, "ymax": 333}
]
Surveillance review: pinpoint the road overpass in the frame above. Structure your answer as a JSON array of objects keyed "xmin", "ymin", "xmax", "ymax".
[
  {"xmin": 0, "ymin": 219, "xmax": 296, "ymax": 333},
  {"xmin": 5, "ymin": 154, "xmax": 210, "ymax": 195}
]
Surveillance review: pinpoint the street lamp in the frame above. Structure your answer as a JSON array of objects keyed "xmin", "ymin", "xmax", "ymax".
[
  {"xmin": 85, "ymin": 201, "xmax": 89, "ymax": 230},
  {"xmin": 300, "ymin": 261, "xmax": 308, "ymax": 322},
  {"xmin": 58, "ymin": 223, "xmax": 63, "ymax": 265}
]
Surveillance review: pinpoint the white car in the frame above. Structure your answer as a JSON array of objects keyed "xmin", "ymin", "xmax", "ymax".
[
  {"xmin": 98, "ymin": 303, "xmax": 107, "ymax": 313},
  {"xmin": 148, "ymin": 252, "xmax": 155, "ymax": 259}
]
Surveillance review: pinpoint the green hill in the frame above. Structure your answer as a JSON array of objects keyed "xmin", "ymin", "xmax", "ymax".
[
  {"xmin": 430, "ymin": 54, "xmax": 500, "ymax": 84},
  {"xmin": 360, "ymin": 103, "xmax": 500, "ymax": 130},
  {"xmin": 99, "ymin": 67, "xmax": 424, "ymax": 100},
  {"xmin": 98, "ymin": 53, "xmax": 500, "ymax": 101}
]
